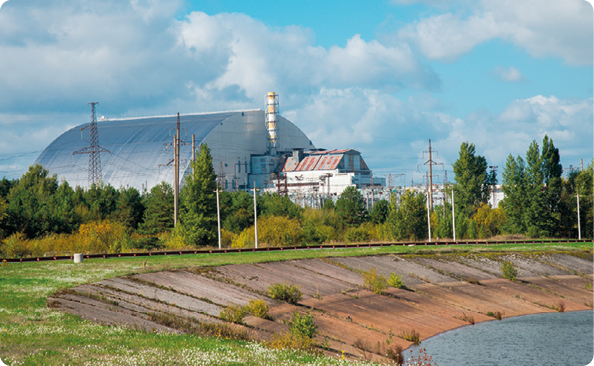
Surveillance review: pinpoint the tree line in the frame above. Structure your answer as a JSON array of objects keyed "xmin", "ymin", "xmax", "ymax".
[{"xmin": 0, "ymin": 138, "xmax": 591, "ymax": 258}]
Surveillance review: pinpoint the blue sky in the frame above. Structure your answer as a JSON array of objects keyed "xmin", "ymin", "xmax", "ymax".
[{"xmin": 0, "ymin": 0, "xmax": 592, "ymax": 183}]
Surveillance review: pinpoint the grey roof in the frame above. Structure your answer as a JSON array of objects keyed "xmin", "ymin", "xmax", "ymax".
[{"xmin": 35, "ymin": 111, "xmax": 242, "ymax": 190}]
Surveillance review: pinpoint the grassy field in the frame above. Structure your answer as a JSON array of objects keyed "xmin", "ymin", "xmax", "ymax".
[{"xmin": 0, "ymin": 241, "xmax": 591, "ymax": 365}]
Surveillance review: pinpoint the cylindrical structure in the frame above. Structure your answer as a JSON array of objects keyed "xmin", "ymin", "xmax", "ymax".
[
  {"xmin": 265, "ymin": 92, "xmax": 279, "ymax": 152},
  {"xmin": 74, "ymin": 253, "xmax": 83, "ymax": 263}
]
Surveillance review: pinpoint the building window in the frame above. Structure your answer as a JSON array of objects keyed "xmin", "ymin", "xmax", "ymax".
[
  {"xmin": 225, "ymin": 180, "xmax": 228, "ymax": 189},
  {"xmin": 232, "ymin": 180, "xmax": 236, "ymax": 189}
]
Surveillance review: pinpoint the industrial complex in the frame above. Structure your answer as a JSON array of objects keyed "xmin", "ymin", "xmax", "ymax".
[{"xmin": 35, "ymin": 93, "xmax": 385, "ymax": 200}]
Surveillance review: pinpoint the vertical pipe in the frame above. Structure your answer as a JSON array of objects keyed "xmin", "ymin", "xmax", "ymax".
[
  {"xmin": 452, "ymin": 189, "xmax": 456, "ymax": 242},
  {"xmin": 216, "ymin": 188, "xmax": 221, "ymax": 249},
  {"xmin": 427, "ymin": 191, "xmax": 432, "ymax": 242},
  {"xmin": 577, "ymin": 192, "xmax": 581, "ymax": 240},
  {"xmin": 253, "ymin": 181, "xmax": 258, "ymax": 249}
]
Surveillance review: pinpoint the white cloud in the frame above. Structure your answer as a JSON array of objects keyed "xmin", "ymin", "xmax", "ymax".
[
  {"xmin": 492, "ymin": 66, "xmax": 524, "ymax": 82},
  {"xmin": 398, "ymin": 0, "xmax": 593, "ymax": 65}
]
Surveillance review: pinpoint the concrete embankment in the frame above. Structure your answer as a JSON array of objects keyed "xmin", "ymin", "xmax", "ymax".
[{"xmin": 48, "ymin": 251, "xmax": 593, "ymax": 363}]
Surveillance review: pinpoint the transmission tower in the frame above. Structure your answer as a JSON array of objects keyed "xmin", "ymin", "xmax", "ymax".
[
  {"xmin": 73, "ymin": 102, "xmax": 110, "ymax": 188},
  {"xmin": 418, "ymin": 139, "xmax": 443, "ymax": 210}
]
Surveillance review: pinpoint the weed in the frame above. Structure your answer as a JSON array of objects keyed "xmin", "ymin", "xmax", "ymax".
[
  {"xmin": 353, "ymin": 338, "xmax": 373, "ymax": 361},
  {"xmin": 386, "ymin": 344, "xmax": 404, "ymax": 365},
  {"xmin": 290, "ymin": 310, "xmax": 318, "ymax": 339},
  {"xmin": 486, "ymin": 311, "xmax": 502, "ymax": 320},
  {"xmin": 586, "ymin": 282, "xmax": 592, "ymax": 290},
  {"xmin": 268, "ymin": 282, "xmax": 303, "ymax": 304},
  {"xmin": 244, "ymin": 299, "xmax": 269, "ymax": 319},
  {"xmin": 265, "ymin": 331, "xmax": 317, "ymax": 352},
  {"xmin": 362, "ymin": 267, "xmax": 388, "ymax": 294},
  {"xmin": 500, "ymin": 261, "xmax": 518, "ymax": 281},
  {"xmin": 388, "ymin": 273, "xmax": 405, "ymax": 289},
  {"xmin": 386, "ymin": 328, "xmax": 394, "ymax": 345},
  {"xmin": 554, "ymin": 301, "xmax": 566, "ymax": 313},
  {"xmin": 405, "ymin": 347, "xmax": 436, "ymax": 366},
  {"xmin": 400, "ymin": 328, "xmax": 420, "ymax": 345},
  {"xmin": 219, "ymin": 303, "xmax": 247, "ymax": 324},
  {"xmin": 455, "ymin": 312, "xmax": 475, "ymax": 324}
]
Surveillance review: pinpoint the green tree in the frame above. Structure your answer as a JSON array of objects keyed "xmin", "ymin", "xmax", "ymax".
[
  {"xmin": 221, "ymin": 190, "xmax": 257, "ymax": 234},
  {"xmin": 138, "ymin": 182, "xmax": 174, "ymax": 235},
  {"xmin": 114, "ymin": 187, "xmax": 145, "ymax": 230},
  {"xmin": 6, "ymin": 164, "xmax": 59, "ymax": 238},
  {"xmin": 259, "ymin": 193, "xmax": 302, "ymax": 220},
  {"xmin": 180, "ymin": 143, "xmax": 217, "ymax": 246},
  {"xmin": 452, "ymin": 142, "xmax": 495, "ymax": 216},
  {"xmin": 370, "ymin": 199, "xmax": 389, "ymax": 224},
  {"xmin": 387, "ymin": 190, "xmax": 427, "ymax": 241},
  {"xmin": 523, "ymin": 140, "xmax": 549, "ymax": 237},
  {"xmin": 84, "ymin": 183, "xmax": 120, "ymax": 221},
  {"xmin": 541, "ymin": 135, "xmax": 563, "ymax": 236},
  {"xmin": 501, "ymin": 154, "xmax": 526, "ymax": 234},
  {"xmin": 335, "ymin": 186, "xmax": 368, "ymax": 227}
]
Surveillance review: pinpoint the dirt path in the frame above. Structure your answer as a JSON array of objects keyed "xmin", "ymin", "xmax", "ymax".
[{"xmin": 48, "ymin": 251, "xmax": 593, "ymax": 362}]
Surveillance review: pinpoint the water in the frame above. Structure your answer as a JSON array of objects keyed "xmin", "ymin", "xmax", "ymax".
[{"xmin": 408, "ymin": 310, "xmax": 594, "ymax": 366}]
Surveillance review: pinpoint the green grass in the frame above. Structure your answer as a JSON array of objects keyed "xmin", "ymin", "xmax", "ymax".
[{"xmin": 0, "ymin": 241, "xmax": 591, "ymax": 365}]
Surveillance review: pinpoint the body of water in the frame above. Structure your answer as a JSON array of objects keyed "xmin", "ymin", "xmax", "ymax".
[{"xmin": 408, "ymin": 310, "xmax": 593, "ymax": 366}]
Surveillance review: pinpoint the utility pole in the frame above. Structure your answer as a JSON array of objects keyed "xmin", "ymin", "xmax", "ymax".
[
  {"xmin": 577, "ymin": 190, "xmax": 581, "ymax": 240},
  {"xmin": 452, "ymin": 189, "xmax": 456, "ymax": 242},
  {"xmin": 192, "ymin": 134, "xmax": 196, "ymax": 174},
  {"xmin": 174, "ymin": 114, "xmax": 180, "ymax": 227},
  {"xmin": 581, "ymin": 158, "xmax": 583, "ymax": 171},
  {"xmin": 427, "ymin": 190, "xmax": 432, "ymax": 242},
  {"xmin": 215, "ymin": 186, "xmax": 221, "ymax": 249},
  {"xmin": 489, "ymin": 165, "xmax": 498, "ymax": 207},
  {"xmin": 419, "ymin": 139, "xmax": 442, "ymax": 210},
  {"xmin": 253, "ymin": 181, "xmax": 258, "ymax": 249},
  {"xmin": 73, "ymin": 102, "xmax": 110, "ymax": 187}
]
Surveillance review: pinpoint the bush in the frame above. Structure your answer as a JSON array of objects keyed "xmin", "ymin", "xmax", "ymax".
[
  {"xmin": 362, "ymin": 267, "xmax": 388, "ymax": 294},
  {"xmin": 266, "ymin": 331, "xmax": 316, "ymax": 351},
  {"xmin": 486, "ymin": 311, "xmax": 502, "ymax": 320},
  {"xmin": 219, "ymin": 303, "xmax": 247, "ymax": 324},
  {"xmin": 456, "ymin": 312, "xmax": 475, "ymax": 324},
  {"xmin": 231, "ymin": 227, "xmax": 255, "ymax": 248},
  {"xmin": 555, "ymin": 301, "xmax": 566, "ymax": 312},
  {"xmin": 345, "ymin": 226, "xmax": 372, "ymax": 243},
  {"xmin": 245, "ymin": 299, "xmax": 269, "ymax": 319},
  {"xmin": 388, "ymin": 273, "xmax": 405, "ymax": 289},
  {"xmin": 500, "ymin": 261, "xmax": 518, "ymax": 281},
  {"xmin": 1, "ymin": 232, "xmax": 32, "ymax": 258},
  {"xmin": 290, "ymin": 310, "xmax": 318, "ymax": 339},
  {"xmin": 220, "ymin": 228, "xmax": 235, "ymax": 248},
  {"xmin": 386, "ymin": 344, "xmax": 405, "ymax": 366},
  {"xmin": 400, "ymin": 328, "xmax": 420, "ymax": 345},
  {"xmin": 268, "ymin": 282, "xmax": 303, "ymax": 304}
]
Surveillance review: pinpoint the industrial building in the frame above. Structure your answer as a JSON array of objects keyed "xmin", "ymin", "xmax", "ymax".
[{"xmin": 35, "ymin": 93, "xmax": 385, "ymax": 197}]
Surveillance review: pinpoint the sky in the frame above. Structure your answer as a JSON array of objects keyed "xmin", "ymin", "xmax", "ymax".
[{"xmin": 0, "ymin": 0, "xmax": 592, "ymax": 185}]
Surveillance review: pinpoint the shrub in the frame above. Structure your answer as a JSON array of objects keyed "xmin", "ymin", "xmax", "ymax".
[
  {"xmin": 268, "ymin": 282, "xmax": 303, "ymax": 304},
  {"xmin": 500, "ymin": 261, "xmax": 518, "ymax": 281},
  {"xmin": 400, "ymin": 329, "xmax": 420, "ymax": 345},
  {"xmin": 456, "ymin": 312, "xmax": 475, "ymax": 324},
  {"xmin": 290, "ymin": 310, "xmax": 318, "ymax": 339},
  {"xmin": 386, "ymin": 344, "xmax": 405, "ymax": 366},
  {"xmin": 586, "ymin": 282, "xmax": 592, "ymax": 290},
  {"xmin": 220, "ymin": 228, "xmax": 236, "ymax": 248},
  {"xmin": 345, "ymin": 226, "xmax": 372, "ymax": 243},
  {"xmin": 266, "ymin": 331, "xmax": 316, "ymax": 351},
  {"xmin": 1, "ymin": 232, "xmax": 32, "ymax": 258},
  {"xmin": 231, "ymin": 227, "xmax": 255, "ymax": 248},
  {"xmin": 486, "ymin": 311, "xmax": 502, "ymax": 320},
  {"xmin": 555, "ymin": 301, "xmax": 566, "ymax": 313},
  {"xmin": 362, "ymin": 267, "xmax": 388, "ymax": 294},
  {"xmin": 388, "ymin": 273, "xmax": 405, "ymax": 289},
  {"xmin": 245, "ymin": 299, "xmax": 269, "ymax": 319},
  {"xmin": 219, "ymin": 303, "xmax": 247, "ymax": 324}
]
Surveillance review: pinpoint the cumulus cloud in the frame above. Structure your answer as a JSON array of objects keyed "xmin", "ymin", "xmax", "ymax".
[
  {"xmin": 398, "ymin": 0, "xmax": 593, "ymax": 65},
  {"xmin": 491, "ymin": 66, "xmax": 524, "ymax": 82}
]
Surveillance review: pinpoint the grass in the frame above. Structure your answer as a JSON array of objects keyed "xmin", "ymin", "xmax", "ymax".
[
  {"xmin": 0, "ymin": 241, "xmax": 590, "ymax": 365},
  {"xmin": 399, "ymin": 329, "xmax": 421, "ymax": 346}
]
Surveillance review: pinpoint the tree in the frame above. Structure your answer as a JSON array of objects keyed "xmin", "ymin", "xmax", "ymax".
[
  {"xmin": 179, "ymin": 143, "xmax": 217, "ymax": 246},
  {"xmin": 541, "ymin": 135, "xmax": 563, "ymax": 236},
  {"xmin": 370, "ymin": 199, "xmax": 389, "ymax": 224},
  {"xmin": 335, "ymin": 186, "xmax": 368, "ymax": 227},
  {"xmin": 114, "ymin": 187, "xmax": 145, "ymax": 230},
  {"xmin": 138, "ymin": 182, "xmax": 174, "ymax": 235},
  {"xmin": 501, "ymin": 154, "xmax": 526, "ymax": 234},
  {"xmin": 452, "ymin": 142, "xmax": 494, "ymax": 216},
  {"xmin": 387, "ymin": 190, "xmax": 427, "ymax": 241},
  {"xmin": 222, "ymin": 190, "xmax": 257, "ymax": 234},
  {"xmin": 259, "ymin": 193, "xmax": 303, "ymax": 220}
]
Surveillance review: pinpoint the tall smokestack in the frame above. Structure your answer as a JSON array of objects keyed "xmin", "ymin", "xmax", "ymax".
[{"xmin": 266, "ymin": 92, "xmax": 279, "ymax": 154}]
